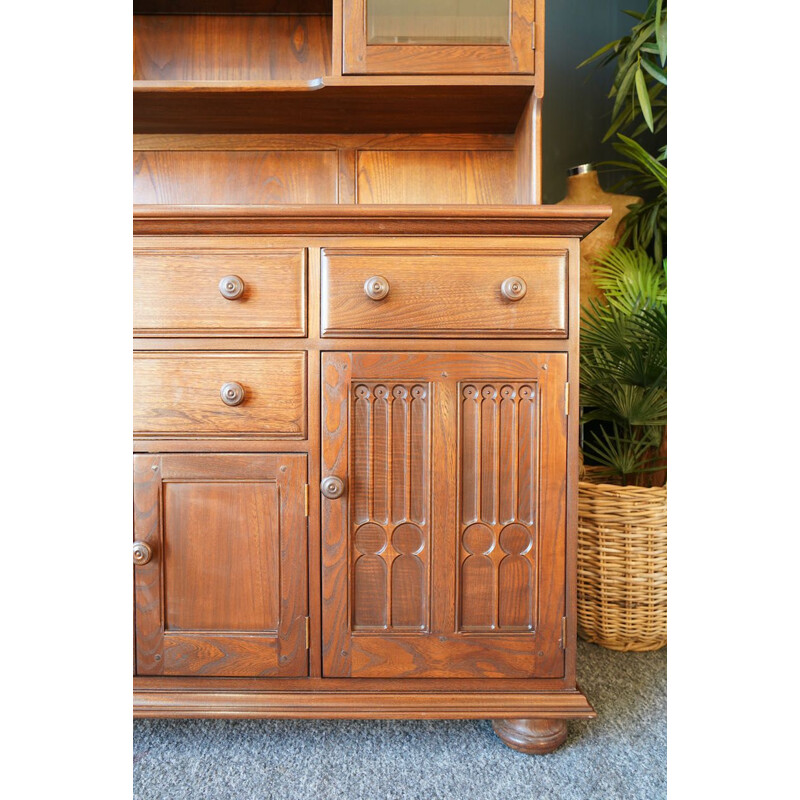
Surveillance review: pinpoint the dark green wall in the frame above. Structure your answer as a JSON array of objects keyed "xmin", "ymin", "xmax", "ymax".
[{"xmin": 542, "ymin": 0, "xmax": 649, "ymax": 203}]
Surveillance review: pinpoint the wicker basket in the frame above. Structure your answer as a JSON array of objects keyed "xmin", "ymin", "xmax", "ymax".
[{"xmin": 577, "ymin": 472, "xmax": 667, "ymax": 651}]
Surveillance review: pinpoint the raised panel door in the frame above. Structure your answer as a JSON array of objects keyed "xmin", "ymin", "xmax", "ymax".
[
  {"xmin": 133, "ymin": 453, "xmax": 308, "ymax": 677},
  {"xmin": 321, "ymin": 352, "xmax": 567, "ymax": 678}
]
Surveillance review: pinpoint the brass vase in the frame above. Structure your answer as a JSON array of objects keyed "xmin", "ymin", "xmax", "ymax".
[{"xmin": 556, "ymin": 164, "xmax": 642, "ymax": 303}]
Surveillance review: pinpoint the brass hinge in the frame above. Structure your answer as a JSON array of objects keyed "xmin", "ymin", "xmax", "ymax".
[
  {"xmin": 305, "ymin": 616, "xmax": 310, "ymax": 650},
  {"xmin": 531, "ymin": 22, "xmax": 536, "ymax": 49},
  {"xmin": 561, "ymin": 617, "xmax": 568, "ymax": 649},
  {"xmin": 565, "ymin": 382, "xmax": 570, "ymax": 415},
  {"xmin": 304, "ymin": 484, "xmax": 309, "ymax": 517}
]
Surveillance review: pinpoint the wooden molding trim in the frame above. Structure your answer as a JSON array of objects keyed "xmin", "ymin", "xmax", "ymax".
[
  {"xmin": 134, "ymin": 688, "xmax": 596, "ymax": 719},
  {"xmin": 133, "ymin": 204, "xmax": 611, "ymax": 237}
]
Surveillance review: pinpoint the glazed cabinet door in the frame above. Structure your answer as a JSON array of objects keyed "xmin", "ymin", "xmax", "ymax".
[
  {"xmin": 321, "ymin": 352, "xmax": 567, "ymax": 678},
  {"xmin": 343, "ymin": 0, "xmax": 536, "ymax": 75},
  {"xmin": 134, "ymin": 454, "xmax": 308, "ymax": 677}
]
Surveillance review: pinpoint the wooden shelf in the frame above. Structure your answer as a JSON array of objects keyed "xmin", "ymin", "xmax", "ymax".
[{"xmin": 134, "ymin": 79, "xmax": 534, "ymax": 133}]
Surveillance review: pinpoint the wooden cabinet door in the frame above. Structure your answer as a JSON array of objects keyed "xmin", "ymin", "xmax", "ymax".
[
  {"xmin": 321, "ymin": 352, "xmax": 567, "ymax": 678},
  {"xmin": 134, "ymin": 454, "xmax": 308, "ymax": 677},
  {"xmin": 343, "ymin": 0, "xmax": 536, "ymax": 75}
]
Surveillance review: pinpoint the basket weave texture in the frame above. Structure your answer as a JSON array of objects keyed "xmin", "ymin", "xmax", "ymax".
[{"xmin": 577, "ymin": 473, "xmax": 667, "ymax": 651}]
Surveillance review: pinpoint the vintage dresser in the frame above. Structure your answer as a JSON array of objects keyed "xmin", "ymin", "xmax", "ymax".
[{"xmin": 133, "ymin": 0, "xmax": 609, "ymax": 754}]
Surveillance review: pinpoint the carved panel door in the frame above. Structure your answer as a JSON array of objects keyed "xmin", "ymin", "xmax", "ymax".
[
  {"xmin": 134, "ymin": 454, "xmax": 308, "ymax": 677},
  {"xmin": 321, "ymin": 352, "xmax": 567, "ymax": 678}
]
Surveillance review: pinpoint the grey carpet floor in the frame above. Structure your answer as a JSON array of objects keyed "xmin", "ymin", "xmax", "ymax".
[{"xmin": 133, "ymin": 640, "xmax": 666, "ymax": 800}]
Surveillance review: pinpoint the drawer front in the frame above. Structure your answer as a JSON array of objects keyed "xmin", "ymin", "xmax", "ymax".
[
  {"xmin": 320, "ymin": 249, "xmax": 567, "ymax": 338},
  {"xmin": 134, "ymin": 248, "xmax": 307, "ymax": 336},
  {"xmin": 133, "ymin": 352, "xmax": 307, "ymax": 438}
]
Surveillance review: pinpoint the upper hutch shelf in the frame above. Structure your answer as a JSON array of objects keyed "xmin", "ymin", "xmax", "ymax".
[{"xmin": 133, "ymin": 0, "xmax": 543, "ymax": 133}]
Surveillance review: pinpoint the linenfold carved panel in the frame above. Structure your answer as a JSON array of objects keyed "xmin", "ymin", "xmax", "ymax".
[
  {"xmin": 459, "ymin": 382, "xmax": 539, "ymax": 632},
  {"xmin": 350, "ymin": 382, "xmax": 430, "ymax": 631}
]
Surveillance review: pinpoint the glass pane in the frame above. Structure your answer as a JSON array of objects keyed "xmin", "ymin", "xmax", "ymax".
[{"xmin": 367, "ymin": 0, "xmax": 510, "ymax": 45}]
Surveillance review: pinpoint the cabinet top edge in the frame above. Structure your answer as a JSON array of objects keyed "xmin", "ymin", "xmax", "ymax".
[{"xmin": 133, "ymin": 204, "xmax": 611, "ymax": 238}]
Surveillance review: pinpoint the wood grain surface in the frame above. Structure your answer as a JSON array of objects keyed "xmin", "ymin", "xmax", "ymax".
[
  {"xmin": 133, "ymin": 352, "xmax": 307, "ymax": 437},
  {"xmin": 134, "ymin": 151, "xmax": 338, "ymax": 205},
  {"xmin": 134, "ymin": 14, "xmax": 332, "ymax": 81},
  {"xmin": 320, "ymin": 247, "xmax": 567, "ymax": 337},
  {"xmin": 321, "ymin": 352, "xmax": 567, "ymax": 679},
  {"xmin": 134, "ymin": 454, "xmax": 308, "ymax": 677},
  {"xmin": 134, "ymin": 246, "xmax": 307, "ymax": 336},
  {"xmin": 356, "ymin": 150, "xmax": 516, "ymax": 204}
]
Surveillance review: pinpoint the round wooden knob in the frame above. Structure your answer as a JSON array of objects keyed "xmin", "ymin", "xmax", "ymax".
[
  {"xmin": 219, "ymin": 275, "xmax": 245, "ymax": 300},
  {"xmin": 133, "ymin": 542, "xmax": 152, "ymax": 566},
  {"xmin": 501, "ymin": 276, "xmax": 527, "ymax": 301},
  {"xmin": 364, "ymin": 275, "xmax": 390, "ymax": 300},
  {"xmin": 220, "ymin": 381, "xmax": 245, "ymax": 406},
  {"xmin": 320, "ymin": 476, "xmax": 345, "ymax": 499}
]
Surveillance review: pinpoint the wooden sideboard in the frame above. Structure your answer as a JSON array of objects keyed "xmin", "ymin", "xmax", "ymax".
[
  {"xmin": 132, "ymin": 1, "xmax": 610, "ymax": 754},
  {"xmin": 133, "ymin": 205, "xmax": 608, "ymax": 754}
]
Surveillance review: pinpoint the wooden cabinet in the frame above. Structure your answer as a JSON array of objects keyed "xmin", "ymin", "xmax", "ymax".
[
  {"xmin": 133, "ymin": 453, "xmax": 308, "ymax": 677},
  {"xmin": 132, "ymin": 210, "xmax": 610, "ymax": 755},
  {"xmin": 132, "ymin": 1, "xmax": 608, "ymax": 757},
  {"xmin": 343, "ymin": 0, "xmax": 537, "ymax": 75},
  {"xmin": 321, "ymin": 351, "xmax": 567, "ymax": 679}
]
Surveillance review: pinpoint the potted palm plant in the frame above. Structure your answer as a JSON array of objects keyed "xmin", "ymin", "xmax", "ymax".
[{"xmin": 576, "ymin": 0, "xmax": 667, "ymax": 651}]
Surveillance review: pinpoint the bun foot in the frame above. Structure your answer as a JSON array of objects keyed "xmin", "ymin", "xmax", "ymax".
[{"xmin": 492, "ymin": 718, "xmax": 568, "ymax": 754}]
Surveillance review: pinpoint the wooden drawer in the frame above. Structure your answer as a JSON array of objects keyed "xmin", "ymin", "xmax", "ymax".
[
  {"xmin": 320, "ymin": 249, "xmax": 567, "ymax": 338},
  {"xmin": 133, "ymin": 248, "xmax": 307, "ymax": 337},
  {"xmin": 133, "ymin": 352, "xmax": 307, "ymax": 438}
]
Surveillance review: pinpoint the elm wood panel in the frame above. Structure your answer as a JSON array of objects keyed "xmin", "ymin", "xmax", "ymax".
[
  {"xmin": 133, "ymin": 84, "xmax": 532, "ymax": 134},
  {"xmin": 320, "ymin": 249, "xmax": 567, "ymax": 337},
  {"xmin": 356, "ymin": 151, "xmax": 516, "ymax": 204},
  {"xmin": 343, "ymin": 0, "xmax": 534, "ymax": 75},
  {"xmin": 134, "ymin": 454, "xmax": 309, "ymax": 677},
  {"xmin": 533, "ymin": 0, "xmax": 545, "ymax": 97},
  {"xmin": 133, "ymin": 352, "xmax": 307, "ymax": 438},
  {"xmin": 322, "ymin": 352, "xmax": 566, "ymax": 679},
  {"xmin": 162, "ymin": 634, "xmax": 283, "ymax": 677},
  {"xmin": 348, "ymin": 635, "xmax": 556, "ymax": 679},
  {"xmin": 133, "ymin": 248, "xmax": 307, "ymax": 336},
  {"xmin": 133, "ymin": 132, "xmax": 515, "ymax": 150},
  {"xmin": 564, "ymin": 238, "xmax": 582, "ymax": 682},
  {"xmin": 459, "ymin": 382, "xmax": 540, "ymax": 633},
  {"xmin": 349, "ymin": 383, "xmax": 432, "ymax": 632},
  {"xmin": 514, "ymin": 92, "xmax": 541, "ymax": 204},
  {"xmin": 133, "ymin": 151, "xmax": 338, "ymax": 205},
  {"xmin": 337, "ymin": 149, "xmax": 356, "ymax": 203},
  {"xmin": 163, "ymin": 481, "xmax": 280, "ymax": 631},
  {"xmin": 133, "ymin": 15, "xmax": 332, "ymax": 80},
  {"xmin": 305, "ymin": 255, "xmax": 324, "ymax": 675},
  {"xmin": 134, "ymin": 456, "xmax": 163, "ymax": 675},
  {"xmin": 134, "ymin": 688, "xmax": 596, "ymax": 719},
  {"xmin": 133, "ymin": 205, "xmax": 611, "ymax": 237}
]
